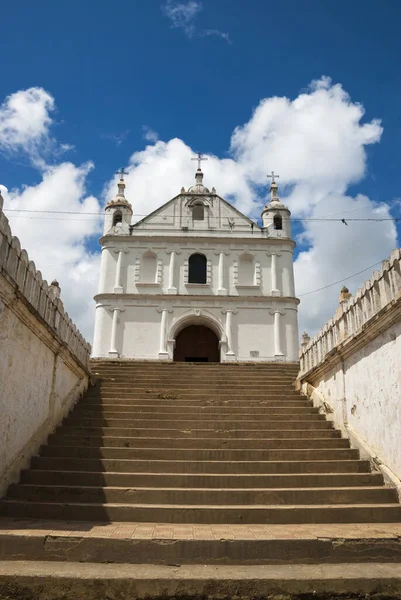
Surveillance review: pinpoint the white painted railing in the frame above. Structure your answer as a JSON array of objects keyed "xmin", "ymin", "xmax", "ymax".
[
  {"xmin": 0, "ymin": 194, "xmax": 90, "ymax": 366},
  {"xmin": 299, "ymin": 248, "xmax": 401, "ymax": 374}
]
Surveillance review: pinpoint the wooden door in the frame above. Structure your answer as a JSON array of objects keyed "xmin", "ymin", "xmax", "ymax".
[{"xmin": 174, "ymin": 325, "xmax": 220, "ymax": 362}]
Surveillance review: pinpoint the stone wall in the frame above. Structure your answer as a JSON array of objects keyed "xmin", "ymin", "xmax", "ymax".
[
  {"xmin": 298, "ymin": 248, "xmax": 401, "ymax": 487},
  {"xmin": 0, "ymin": 193, "xmax": 91, "ymax": 496}
]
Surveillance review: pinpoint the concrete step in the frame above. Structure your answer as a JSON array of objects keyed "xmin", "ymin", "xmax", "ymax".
[
  {"xmin": 2, "ymin": 500, "xmax": 401, "ymax": 523},
  {"xmin": 91, "ymin": 368, "xmax": 301, "ymax": 376},
  {"xmin": 47, "ymin": 434, "xmax": 351, "ymax": 450},
  {"xmin": 81, "ymin": 397, "xmax": 306, "ymax": 405},
  {"xmin": 0, "ymin": 522, "xmax": 400, "ymax": 564},
  {"xmin": 39, "ymin": 445, "xmax": 360, "ymax": 462},
  {"xmin": 1, "ymin": 561, "xmax": 401, "ymax": 600},
  {"xmin": 63, "ymin": 417, "xmax": 335, "ymax": 429},
  {"xmin": 91, "ymin": 361, "xmax": 300, "ymax": 369},
  {"xmin": 72, "ymin": 405, "xmax": 319, "ymax": 416},
  {"xmin": 96, "ymin": 385, "xmax": 299, "ymax": 393},
  {"xmin": 85, "ymin": 394, "xmax": 303, "ymax": 402},
  {"xmin": 96, "ymin": 380, "xmax": 298, "ymax": 386},
  {"xmin": 7, "ymin": 484, "xmax": 397, "ymax": 506},
  {"xmin": 21, "ymin": 470, "xmax": 384, "ymax": 489},
  {"xmin": 56, "ymin": 426, "xmax": 340, "ymax": 439},
  {"xmin": 90, "ymin": 390, "xmax": 300, "ymax": 404},
  {"xmin": 67, "ymin": 412, "xmax": 326, "ymax": 422},
  {"xmin": 30, "ymin": 457, "xmax": 371, "ymax": 474},
  {"xmin": 94, "ymin": 379, "xmax": 300, "ymax": 386}
]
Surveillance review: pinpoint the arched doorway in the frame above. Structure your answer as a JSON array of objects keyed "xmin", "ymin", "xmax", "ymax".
[{"xmin": 174, "ymin": 325, "xmax": 220, "ymax": 362}]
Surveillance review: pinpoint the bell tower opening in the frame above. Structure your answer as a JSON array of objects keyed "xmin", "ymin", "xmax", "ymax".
[{"xmin": 174, "ymin": 325, "xmax": 220, "ymax": 362}]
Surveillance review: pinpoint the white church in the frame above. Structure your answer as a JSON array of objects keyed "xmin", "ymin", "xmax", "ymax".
[{"xmin": 92, "ymin": 158, "xmax": 299, "ymax": 362}]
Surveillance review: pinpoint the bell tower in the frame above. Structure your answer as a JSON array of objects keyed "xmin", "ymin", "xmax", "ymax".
[
  {"xmin": 261, "ymin": 172, "xmax": 292, "ymax": 239},
  {"xmin": 103, "ymin": 168, "xmax": 133, "ymax": 236}
]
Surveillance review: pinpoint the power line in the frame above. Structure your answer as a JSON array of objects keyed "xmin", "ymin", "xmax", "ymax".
[
  {"xmin": 298, "ymin": 260, "xmax": 383, "ymax": 297},
  {"xmin": 3, "ymin": 207, "xmax": 399, "ymax": 224}
]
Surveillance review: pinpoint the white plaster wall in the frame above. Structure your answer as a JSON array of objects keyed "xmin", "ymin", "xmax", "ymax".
[
  {"xmin": 0, "ymin": 300, "xmax": 54, "ymax": 486},
  {"xmin": 312, "ymin": 320, "xmax": 401, "ymax": 480},
  {"xmin": 121, "ymin": 309, "xmax": 161, "ymax": 359},
  {"xmin": 236, "ymin": 310, "xmax": 275, "ymax": 360},
  {"xmin": 0, "ymin": 293, "xmax": 89, "ymax": 496}
]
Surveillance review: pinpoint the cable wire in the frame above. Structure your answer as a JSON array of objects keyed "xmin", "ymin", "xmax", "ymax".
[{"xmin": 298, "ymin": 261, "xmax": 383, "ymax": 297}]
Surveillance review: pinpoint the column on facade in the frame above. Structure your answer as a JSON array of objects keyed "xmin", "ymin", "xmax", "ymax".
[
  {"xmin": 270, "ymin": 253, "xmax": 279, "ymax": 295},
  {"xmin": 114, "ymin": 250, "xmax": 123, "ymax": 293},
  {"xmin": 92, "ymin": 304, "xmax": 106, "ymax": 357},
  {"xmin": 217, "ymin": 251, "xmax": 226, "ymax": 294},
  {"xmin": 159, "ymin": 309, "xmax": 168, "ymax": 355},
  {"xmin": 273, "ymin": 310, "xmax": 284, "ymax": 356},
  {"xmin": 167, "ymin": 250, "xmax": 177, "ymax": 294},
  {"xmin": 225, "ymin": 310, "xmax": 235, "ymax": 356},
  {"xmin": 109, "ymin": 307, "xmax": 121, "ymax": 355}
]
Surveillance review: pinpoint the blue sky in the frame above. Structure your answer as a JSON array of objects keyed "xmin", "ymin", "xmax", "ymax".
[{"xmin": 0, "ymin": 0, "xmax": 400, "ymax": 340}]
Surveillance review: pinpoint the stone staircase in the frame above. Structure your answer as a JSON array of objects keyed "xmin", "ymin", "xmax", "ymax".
[
  {"xmin": 1, "ymin": 360, "xmax": 401, "ymax": 599},
  {"xmin": 2, "ymin": 360, "xmax": 401, "ymax": 524}
]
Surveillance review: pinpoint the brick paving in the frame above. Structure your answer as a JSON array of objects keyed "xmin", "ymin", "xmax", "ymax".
[{"xmin": 1, "ymin": 517, "xmax": 401, "ymax": 541}]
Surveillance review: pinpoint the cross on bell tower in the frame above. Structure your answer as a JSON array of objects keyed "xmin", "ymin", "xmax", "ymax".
[
  {"xmin": 116, "ymin": 167, "xmax": 129, "ymax": 180},
  {"xmin": 267, "ymin": 170, "xmax": 280, "ymax": 202},
  {"xmin": 115, "ymin": 167, "xmax": 129, "ymax": 197},
  {"xmin": 267, "ymin": 171, "xmax": 279, "ymax": 185}
]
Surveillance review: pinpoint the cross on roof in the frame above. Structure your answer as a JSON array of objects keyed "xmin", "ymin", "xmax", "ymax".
[
  {"xmin": 267, "ymin": 171, "xmax": 279, "ymax": 184},
  {"xmin": 191, "ymin": 152, "xmax": 208, "ymax": 170},
  {"xmin": 116, "ymin": 167, "xmax": 129, "ymax": 180}
]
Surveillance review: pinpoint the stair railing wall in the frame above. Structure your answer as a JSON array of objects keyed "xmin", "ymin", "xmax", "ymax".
[
  {"xmin": 297, "ymin": 248, "xmax": 401, "ymax": 483},
  {"xmin": 0, "ymin": 195, "xmax": 91, "ymax": 496}
]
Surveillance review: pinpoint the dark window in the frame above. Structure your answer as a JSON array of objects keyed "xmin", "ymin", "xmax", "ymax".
[
  {"xmin": 273, "ymin": 214, "xmax": 283, "ymax": 230},
  {"xmin": 192, "ymin": 203, "xmax": 204, "ymax": 221},
  {"xmin": 113, "ymin": 211, "xmax": 123, "ymax": 226},
  {"xmin": 188, "ymin": 253, "xmax": 207, "ymax": 284}
]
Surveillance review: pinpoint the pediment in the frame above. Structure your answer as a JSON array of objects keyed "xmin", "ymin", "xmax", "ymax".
[{"xmin": 133, "ymin": 193, "xmax": 260, "ymax": 234}]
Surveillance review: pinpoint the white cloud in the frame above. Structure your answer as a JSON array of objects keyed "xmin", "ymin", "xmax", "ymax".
[
  {"xmin": 142, "ymin": 126, "xmax": 159, "ymax": 143},
  {"xmin": 230, "ymin": 77, "xmax": 382, "ymax": 196},
  {"xmin": 0, "ymin": 87, "xmax": 74, "ymax": 168},
  {"xmin": 162, "ymin": 1, "xmax": 231, "ymax": 43},
  {"xmin": 2, "ymin": 162, "xmax": 101, "ymax": 340}
]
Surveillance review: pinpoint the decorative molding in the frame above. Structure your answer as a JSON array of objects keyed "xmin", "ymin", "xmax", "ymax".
[
  {"xmin": 156, "ymin": 258, "xmax": 163, "ymax": 284},
  {"xmin": 233, "ymin": 259, "xmax": 238, "ymax": 285},
  {"xmin": 134, "ymin": 257, "xmax": 140, "ymax": 283},
  {"xmin": 206, "ymin": 258, "xmax": 212, "ymax": 285},
  {"xmin": 255, "ymin": 261, "xmax": 261, "ymax": 286},
  {"xmin": 157, "ymin": 306, "xmax": 174, "ymax": 314}
]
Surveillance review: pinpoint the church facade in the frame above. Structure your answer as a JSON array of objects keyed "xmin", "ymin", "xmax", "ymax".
[{"xmin": 92, "ymin": 163, "xmax": 299, "ymax": 362}]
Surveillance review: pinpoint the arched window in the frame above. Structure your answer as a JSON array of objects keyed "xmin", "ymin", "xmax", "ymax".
[
  {"xmin": 192, "ymin": 203, "xmax": 204, "ymax": 221},
  {"xmin": 273, "ymin": 214, "xmax": 283, "ymax": 230},
  {"xmin": 238, "ymin": 253, "xmax": 255, "ymax": 286},
  {"xmin": 140, "ymin": 251, "xmax": 157, "ymax": 283},
  {"xmin": 188, "ymin": 253, "xmax": 207, "ymax": 284},
  {"xmin": 113, "ymin": 210, "xmax": 123, "ymax": 226}
]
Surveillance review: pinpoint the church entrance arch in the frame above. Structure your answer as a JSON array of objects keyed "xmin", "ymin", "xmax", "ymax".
[{"xmin": 174, "ymin": 325, "xmax": 220, "ymax": 362}]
